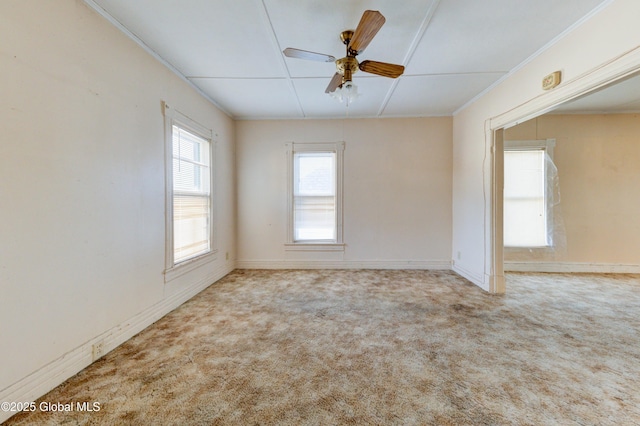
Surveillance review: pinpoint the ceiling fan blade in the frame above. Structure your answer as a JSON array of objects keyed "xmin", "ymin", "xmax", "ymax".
[
  {"xmin": 283, "ymin": 48, "xmax": 336, "ymax": 62},
  {"xmin": 348, "ymin": 10, "xmax": 385, "ymax": 55},
  {"xmin": 359, "ymin": 60, "xmax": 405, "ymax": 78},
  {"xmin": 325, "ymin": 72, "xmax": 343, "ymax": 93}
]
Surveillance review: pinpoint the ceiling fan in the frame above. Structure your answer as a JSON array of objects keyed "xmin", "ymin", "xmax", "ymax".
[{"xmin": 283, "ymin": 10, "xmax": 405, "ymax": 102}]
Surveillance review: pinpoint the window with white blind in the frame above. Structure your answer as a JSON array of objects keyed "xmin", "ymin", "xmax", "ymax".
[
  {"xmin": 163, "ymin": 103, "xmax": 216, "ymax": 280},
  {"xmin": 172, "ymin": 126, "xmax": 210, "ymax": 262},
  {"xmin": 294, "ymin": 152, "xmax": 336, "ymax": 241},
  {"xmin": 285, "ymin": 142, "xmax": 344, "ymax": 251},
  {"xmin": 503, "ymin": 139, "xmax": 555, "ymax": 248}
]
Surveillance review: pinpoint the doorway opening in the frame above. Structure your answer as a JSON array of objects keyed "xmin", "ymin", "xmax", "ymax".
[{"xmin": 487, "ymin": 50, "xmax": 640, "ymax": 292}]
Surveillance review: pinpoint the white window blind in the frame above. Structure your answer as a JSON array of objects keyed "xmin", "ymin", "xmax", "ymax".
[
  {"xmin": 172, "ymin": 125, "xmax": 211, "ymax": 262},
  {"xmin": 293, "ymin": 152, "xmax": 336, "ymax": 241},
  {"xmin": 503, "ymin": 149, "xmax": 548, "ymax": 247}
]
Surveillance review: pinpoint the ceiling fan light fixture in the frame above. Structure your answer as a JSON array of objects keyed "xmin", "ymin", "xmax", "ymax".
[
  {"xmin": 330, "ymin": 80, "xmax": 360, "ymax": 106},
  {"xmin": 284, "ymin": 10, "xmax": 403, "ymax": 108}
]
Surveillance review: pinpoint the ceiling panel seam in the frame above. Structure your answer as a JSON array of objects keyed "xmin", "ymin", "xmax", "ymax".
[
  {"xmin": 378, "ymin": 0, "xmax": 442, "ymax": 116},
  {"xmin": 259, "ymin": 0, "xmax": 306, "ymax": 117}
]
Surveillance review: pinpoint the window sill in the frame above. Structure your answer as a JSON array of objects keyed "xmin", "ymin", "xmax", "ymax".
[
  {"xmin": 284, "ymin": 243, "xmax": 345, "ymax": 252},
  {"xmin": 164, "ymin": 250, "xmax": 218, "ymax": 283},
  {"xmin": 505, "ymin": 246, "xmax": 553, "ymax": 249},
  {"xmin": 504, "ymin": 246, "xmax": 555, "ymax": 255}
]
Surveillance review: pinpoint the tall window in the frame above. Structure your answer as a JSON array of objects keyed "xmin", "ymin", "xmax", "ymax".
[
  {"xmin": 172, "ymin": 126, "xmax": 210, "ymax": 262},
  {"xmin": 293, "ymin": 152, "xmax": 336, "ymax": 241},
  {"xmin": 286, "ymin": 142, "xmax": 344, "ymax": 250},
  {"xmin": 164, "ymin": 103, "xmax": 216, "ymax": 279},
  {"xmin": 503, "ymin": 139, "xmax": 555, "ymax": 248}
]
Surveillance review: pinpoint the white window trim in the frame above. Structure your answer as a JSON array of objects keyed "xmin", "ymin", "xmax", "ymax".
[
  {"xmin": 163, "ymin": 102, "xmax": 217, "ymax": 282},
  {"xmin": 505, "ymin": 139, "xmax": 555, "ymax": 155},
  {"xmin": 285, "ymin": 142, "xmax": 345, "ymax": 252},
  {"xmin": 504, "ymin": 138, "xmax": 556, "ymax": 249}
]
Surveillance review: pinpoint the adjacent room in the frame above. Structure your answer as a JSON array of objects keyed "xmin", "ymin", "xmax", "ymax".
[
  {"xmin": 503, "ymin": 74, "xmax": 640, "ymax": 273},
  {"xmin": 1, "ymin": 0, "xmax": 639, "ymax": 424}
]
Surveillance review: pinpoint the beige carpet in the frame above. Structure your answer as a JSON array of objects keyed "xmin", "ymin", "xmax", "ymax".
[{"xmin": 4, "ymin": 269, "xmax": 640, "ymax": 425}]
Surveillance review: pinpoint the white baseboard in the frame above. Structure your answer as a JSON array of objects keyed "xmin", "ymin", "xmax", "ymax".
[
  {"xmin": 235, "ymin": 259, "xmax": 452, "ymax": 270},
  {"xmin": 505, "ymin": 261, "xmax": 640, "ymax": 273},
  {"xmin": 452, "ymin": 262, "xmax": 488, "ymax": 291},
  {"xmin": 0, "ymin": 263, "xmax": 234, "ymax": 424}
]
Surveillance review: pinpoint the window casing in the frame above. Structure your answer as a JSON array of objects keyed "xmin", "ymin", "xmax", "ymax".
[
  {"xmin": 285, "ymin": 142, "xmax": 344, "ymax": 251},
  {"xmin": 164, "ymin": 103, "xmax": 216, "ymax": 281},
  {"xmin": 503, "ymin": 139, "xmax": 555, "ymax": 248}
]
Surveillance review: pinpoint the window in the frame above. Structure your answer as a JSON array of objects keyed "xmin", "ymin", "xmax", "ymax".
[
  {"xmin": 285, "ymin": 142, "xmax": 344, "ymax": 251},
  {"xmin": 164, "ymin": 103, "xmax": 216, "ymax": 280},
  {"xmin": 172, "ymin": 126, "xmax": 210, "ymax": 262},
  {"xmin": 503, "ymin": 139, "xmax": 555, "ymax": 248},
  {"xmin": 294, "ymin": 152, "xmax": 336, "ymax": 241}
]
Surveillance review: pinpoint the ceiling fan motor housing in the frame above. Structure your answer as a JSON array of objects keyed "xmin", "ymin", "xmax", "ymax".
[{"xmin": 336, "ymin": 56, "xmax": 359, "ymax": 82}]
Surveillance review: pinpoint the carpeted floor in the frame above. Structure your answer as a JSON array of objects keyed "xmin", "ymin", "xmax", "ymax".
[{"xmin": 4, "ymin": 269, "xmax": 640, "ymax": 425}]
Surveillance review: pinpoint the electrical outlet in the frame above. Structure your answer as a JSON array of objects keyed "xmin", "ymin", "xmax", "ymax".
[
  {"xmin": 92, "ymin": 340, "xmax": 105, "ymax": 361},
  {"xmin": 225, "ymin": 251, "xmax": 229, "ymax": 261},
  {"xmin": 457, "ymin": 251, "xmax": 461, "ymax": 260}
]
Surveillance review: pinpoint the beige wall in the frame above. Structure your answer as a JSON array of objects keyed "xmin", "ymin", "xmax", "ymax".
[
  {"xmin": 505, "ymin": 114, "xmax": 640, "ymax": 267},
  {"xmin": 236, "ymin": 118, "xmax": 453, "ymax": 268},
  {"xmin": 3, "ymin": 0, "xmax": 639, "ymax": 417},
  {"xmin": 0, "ymin": 0, "xmax": 235, "ymax": 414},
  {"xmin": 452, "ymin": 0, "xmax": 640, "ymax": 290}
]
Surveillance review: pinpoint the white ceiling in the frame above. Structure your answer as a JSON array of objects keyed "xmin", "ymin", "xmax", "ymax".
[
  {"xmin": 85, "ymin": 0, "xmax": 610, "ymax": 120},
  {"xmin": 552, "ymin": 72, "xmax": 640, "ymax": 114}
]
